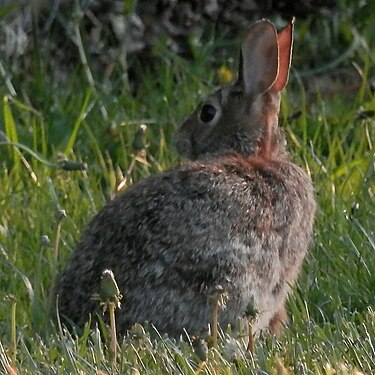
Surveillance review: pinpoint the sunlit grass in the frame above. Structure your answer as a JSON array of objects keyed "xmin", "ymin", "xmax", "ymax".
[{"xmin": 0, "ymin": 1, "xmax": 374, "ymax": 373}]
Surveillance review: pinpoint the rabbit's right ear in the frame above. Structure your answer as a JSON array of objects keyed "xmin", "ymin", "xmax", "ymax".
[
  {"xmin": 271, "ymin": 19, "xmax": 294, "ymax": 92},
  {"xmin": 237, "ymin": 20, "xmax": 279, "ymax": 96}
]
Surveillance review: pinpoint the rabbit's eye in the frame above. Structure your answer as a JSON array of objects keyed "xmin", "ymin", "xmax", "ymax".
[{"xmin": 200, "ymin": 104, "xmax": 216, "ymax": 123}]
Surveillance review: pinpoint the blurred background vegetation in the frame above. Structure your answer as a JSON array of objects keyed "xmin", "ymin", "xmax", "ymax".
[
  {"xmin": 0, "ymin": 0, "xmax": 373, "ymax": 151},
  {"xmin": 0, "ymin": 1, "xmax": 374, "ymax": 373}
]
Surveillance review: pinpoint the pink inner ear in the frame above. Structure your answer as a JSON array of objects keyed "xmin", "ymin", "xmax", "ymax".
[{"xmin": 272, "ymin": 21, "xmax": 294, "ymax": 92}]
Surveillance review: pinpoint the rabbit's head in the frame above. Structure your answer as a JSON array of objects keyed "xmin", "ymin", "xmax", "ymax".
[{"xmin": 176, "ymin": 19, "xmax": 294, "ymax": 161}]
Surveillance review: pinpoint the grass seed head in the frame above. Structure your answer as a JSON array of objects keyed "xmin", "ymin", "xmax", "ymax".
[
  {"xmin": 55, "ymin": 209, "xmax": 67, "ymax": 222},
  {"xmin": 99, "ymin": 269, "xmax": 122, "ymax": 309},
  {"xmin": 40, "ymin": 235, "xmax": 51, "ymax": 247},
  {"xmin": 132, "ymin": 124, "xmax": 148, "ymax": 153},
  {"xmin": 244, "ymin": 296, "xmax": 259, "ymax": 321}
]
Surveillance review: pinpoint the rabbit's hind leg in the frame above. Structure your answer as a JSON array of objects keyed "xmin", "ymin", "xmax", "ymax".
[{"xmin": 268, "ymin": 306, "xmax": 287, "ymax": 335}]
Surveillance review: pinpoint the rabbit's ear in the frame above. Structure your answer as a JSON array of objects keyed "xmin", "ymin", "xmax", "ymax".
[
  {"xmin": 237, "ymin": 20, "xmax": 279, "ymax": 95},
  {"xmin": 271, "ymin": 19, "xmax": 294, "ymax": 92}
]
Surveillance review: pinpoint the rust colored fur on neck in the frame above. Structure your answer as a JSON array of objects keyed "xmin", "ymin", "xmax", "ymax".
[
  {"xmin": 258, "ymin": 91, "xmax": 281, "ymax": 160},
  {"xmin": 191, "ymin": 153, "xmax": 285, "ymax": 179}
]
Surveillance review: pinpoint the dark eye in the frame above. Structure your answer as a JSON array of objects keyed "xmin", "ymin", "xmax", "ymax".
[{"xmin": 200, "ymin": 104, "xmax": 216, "ymax": 123}]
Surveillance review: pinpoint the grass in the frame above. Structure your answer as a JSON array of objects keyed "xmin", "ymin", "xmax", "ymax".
[{"xmin": 0, "ymin": 1, "xmax": 374, "ymax": 373}]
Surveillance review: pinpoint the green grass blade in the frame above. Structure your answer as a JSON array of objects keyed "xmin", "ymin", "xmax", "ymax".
[
  {"xmin": 64, "ymin": 89, "xmax": 93, "ymax": 157},
  {"xmin": 0, "ymin": 140, "xmax": 56, "ymax": 167},
  {"xmin": 2, "ymin": 96, "xmax": 20, "ymax": 174}
]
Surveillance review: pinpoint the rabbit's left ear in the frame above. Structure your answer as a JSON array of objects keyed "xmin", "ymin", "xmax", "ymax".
[
  {"xmin": 271, "ymin": 19, "xmax": 294, "ymax": 92},
  {"xmin": 237, "ymin": 20, "xmax": 279, "ymax": 96}
]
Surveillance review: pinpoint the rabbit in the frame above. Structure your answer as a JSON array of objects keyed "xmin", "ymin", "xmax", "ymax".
[{"xmin": 53, "ymin": 19, "xmax": 316, "ymax": 338}]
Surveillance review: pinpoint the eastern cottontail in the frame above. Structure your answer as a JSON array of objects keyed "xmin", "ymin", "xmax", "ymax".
[{"xmin": 54, "ymin": 19, "xmax": 316, "ymax": 338}]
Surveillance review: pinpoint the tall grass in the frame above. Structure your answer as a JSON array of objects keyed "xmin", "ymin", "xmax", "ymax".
[{"xmin": 0, "ymin": 1, "xmax": 374, "ymax": 373}]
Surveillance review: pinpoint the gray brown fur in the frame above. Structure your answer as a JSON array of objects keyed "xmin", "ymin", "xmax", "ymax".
[{"xmin": 53, "ymin": 19, "xmax": 316, "ymax": 338}]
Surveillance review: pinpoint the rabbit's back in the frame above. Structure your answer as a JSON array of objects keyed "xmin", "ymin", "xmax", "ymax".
[{"xmin": 54, "ymin": 154, "xmax": 315, "ymax": 337}]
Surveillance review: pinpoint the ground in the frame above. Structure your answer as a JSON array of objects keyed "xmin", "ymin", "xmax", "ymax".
[{"xmin": 0, "ymin": 1, "xmax": 374, "ymax": 373}]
